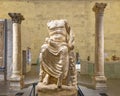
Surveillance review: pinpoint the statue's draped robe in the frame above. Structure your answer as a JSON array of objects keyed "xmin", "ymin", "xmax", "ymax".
[{"xmin": 41, "ymin": 41, "xmax": 69, "ymax": 79}]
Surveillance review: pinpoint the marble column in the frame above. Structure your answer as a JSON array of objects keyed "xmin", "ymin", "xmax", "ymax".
[
  {"xmin": 92, "ymin": 3, "xmax": 107, "ymax": 89},
  {"xmin": 8, "ymin": 13, "xmax": 24, "ymax": 89}
]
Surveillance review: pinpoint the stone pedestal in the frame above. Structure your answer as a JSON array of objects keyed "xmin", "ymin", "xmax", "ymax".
[
  {"xmin": 36, "ymin": 83, "xmax": 78, "ymax": 96},
  {"xmin": 93, "ymin": 76, "xmax": 107, "ymax": 90},
  {"xmin": 8, "ymin": 13, "xmax": 24, "ymax": 89},
  {"xmin": 93, "ymin": 3, "xmax": 107, "ymax": 89},
  {"xmin": 9, "ymin": 75, "xmax": 24, "ymax": 90}
]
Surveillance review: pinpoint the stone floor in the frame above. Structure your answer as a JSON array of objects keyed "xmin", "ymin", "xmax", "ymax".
[
  {"xmin": 0, "ymin": 65, "xmax": 120, "ymax": 96},
  {"xmin": 78, "ymin": 73, "xmax": 120, "ymax": 96},
  {"xmin": 0, "ymin": 64, "xmax": 39, "ymax": 96}
]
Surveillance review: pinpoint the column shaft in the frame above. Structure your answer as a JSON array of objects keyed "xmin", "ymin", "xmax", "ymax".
[
  {"xmin": 12, "ymin": 23, "xmax": 21, "ymax": 78},
  {"xmin": 95, "ymin": 13, "xmax": 104, "ymax": 76}
]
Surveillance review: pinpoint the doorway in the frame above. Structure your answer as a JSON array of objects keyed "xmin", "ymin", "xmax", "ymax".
[
  {"xmin": 0, "ymin": 19, "xmax": 7, "ymax": 80},
  {"xmin": 0, "ymin": 20, "xmax": 4, "ymax": 67}
]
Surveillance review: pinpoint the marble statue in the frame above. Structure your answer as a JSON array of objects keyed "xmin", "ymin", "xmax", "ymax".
[{"xmin": 37, "ymin": 19, "xmax": 77, "ymax": 96}]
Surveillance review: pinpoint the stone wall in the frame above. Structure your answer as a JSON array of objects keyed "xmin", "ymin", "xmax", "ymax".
[
  {"xmin": 82, "ymin": 61, "xmax": 120, "ymax": 79},
  {"xmin": 0, "ymin": 0, "xmax": 120, "ymax": 63}
]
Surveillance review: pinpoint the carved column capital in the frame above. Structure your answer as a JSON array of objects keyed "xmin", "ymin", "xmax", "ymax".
[
  {"xmin": 93, "ymin": 3, "xmax": 107, "ymax": 14},
  {"xmin": 8, "ymin": 13, "xmax": 24, "ymax": 24}
]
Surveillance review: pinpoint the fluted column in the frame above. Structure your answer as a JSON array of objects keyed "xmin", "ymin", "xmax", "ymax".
[
  {"xmin": 93, "ymin": 3, "xmax": 107, "ymax": 89},
  {"xmin": 8, "ymin": 13, "xmax": 24, "ymax": 89}
]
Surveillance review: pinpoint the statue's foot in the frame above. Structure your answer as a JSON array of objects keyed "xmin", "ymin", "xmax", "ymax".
[
  {"xmin": 57, "ymin": 77, "xmax": 62, "ymax": 88},
  {"xmin": 39, "ymin": 75, "xmax": 43, "ymax": 82},
  {"xmin": 43, "ymin": 74, "xmax": 49, "ymax": 85},
  {"xmin": 57, "ymin": 85, "xmax": 62, "ymax": 89}
]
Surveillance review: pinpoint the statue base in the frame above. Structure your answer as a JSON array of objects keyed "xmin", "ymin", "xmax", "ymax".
[{"xmin": 36, "ymin": 83, "xmax": 78, "ymax": 96}]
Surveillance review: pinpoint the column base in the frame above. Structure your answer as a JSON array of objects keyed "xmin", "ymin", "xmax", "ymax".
[
  {"xmin": 9, "ymin": 75, "xmax": 24, "ymax": 90},
  {"xmin": 93, "ymin": 75, "xmax": 107, "ymax": 89},
  {"xmin": 36, "ymin": 83, "xmax": 78, "ymax": 96}
]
